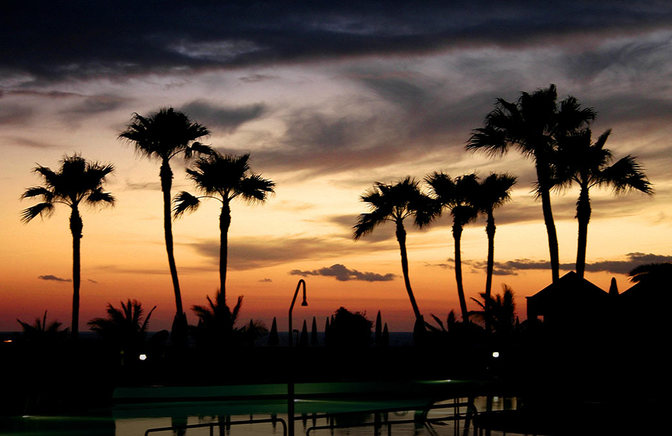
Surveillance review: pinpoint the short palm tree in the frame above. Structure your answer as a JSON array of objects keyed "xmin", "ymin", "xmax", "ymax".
[
  {"xmin": 119, "ymin": 108, "xmax": 211, "ymax": 330},
  {"xmin": 468, "ymin": 84, "xmax": 596, "ymax": 283},
  {"xmin": 17, "ymin": 311, "xmax": 69, "ymax": 344},
  {"xmin": 173, "ymin": 152, "xmax": 275, "ymax": 303},
  {"xmin": 354, "ymin": 177, "xmax": 434, "ymax": 324},
  {"xmin": 426, "ymin": 172, "xmax": 479, "ymax": 323},
  {"xmin": 555, "ymin": 128, "xmax": 653, "ymax": 278},
  {"xmin": 191, "ymin": 290, "xmax": 244, "ymax": 348},
  {"xmin": 629, "ymin": 263, "xmax": 672, "ymax": 284},
  {"xmin": 88, "ymin": 300, "xmax": 156, "ymax": 364},
  {"xmin": 21, "ymin": 154, "xmax": 114, "ymax": 339},
  {"xmin": 473, "ymin": 174, "xmax": 517, "ymax": 302},
  {"xmin": 470, "ymin": 285, "xmax": 516, "ymax": 336}
]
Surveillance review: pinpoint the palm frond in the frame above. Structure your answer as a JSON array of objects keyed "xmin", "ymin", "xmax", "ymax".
[
  {"xmin": 173, "ymin": 191, "xmax": 201, "ymax": 218},
  {"xmin": 21, "ymin": 186, "xmax": 54, "ymax": 201},
  {"xmin": 602, "ymin": 155, "xmax": 653, "ymax": 195},
  {"xmin": 86, "ymin": 187, "xmax": 115, "ymax": 206},
  {"xmin": 21, "ymin": 202, "xmax": 54, "ymax": 223},
  {"xmin": 238, "ymin": 174, "xmax": 275, "ymax": 203}
]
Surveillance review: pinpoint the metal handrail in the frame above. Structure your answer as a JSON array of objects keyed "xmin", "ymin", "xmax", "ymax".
[
  {"xmin": 305, "ymin": 399, "xmax": 478, "ymax": 436},
  {"xmin": 144, "ymin": 416, "xmax": 287, "ymax": 436}
]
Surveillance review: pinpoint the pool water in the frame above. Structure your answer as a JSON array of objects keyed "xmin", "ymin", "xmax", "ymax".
[{"xmin": 1, "ymin": 396, "xmax": 519, "ymax": 436}]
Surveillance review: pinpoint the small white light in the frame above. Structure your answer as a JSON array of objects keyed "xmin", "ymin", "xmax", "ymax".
[
  {"xmin": 492, "ymin": 351, "xmax": 500, "ymax": 358},
  {"xmin": 138, "ymin": 353, "xmax": 147, "ymax": 361}
]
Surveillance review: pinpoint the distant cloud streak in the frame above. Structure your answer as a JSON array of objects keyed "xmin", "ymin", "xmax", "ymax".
[
  {"xmin": 458, "ymin": 252, "xmax": 672, "ymax": 276},
  {"xmin": 38, "ymin": 274, "xmax": 71, "ymax": 282}
]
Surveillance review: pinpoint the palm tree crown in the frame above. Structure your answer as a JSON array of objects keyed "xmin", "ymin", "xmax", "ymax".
[
  {"xmin": 118, "ymin": 108, "xmax": 211, "ymax": 160},
  {"xmin": 354, "ymin": 177, "xmax": 435, "ymax": 239},
  {"xmin": 175, "ymin": 152, "xmax": 275, "ymax": 214},
  {"xmin": 21, "ymin": 154, "xmax": 114, "ymax": 338},
  {"xmin": 21, "ymin": 155, "xmax": 114, "ymax": 222},
  {"xmin": 354, "ymin": 177, "xmax": 434, "ymax": 323},
  {"xmin": 467, "ymin": 84, "xmax": 596, "ymax": 283},
  {"xmin": 555, "ymin": 128, "xmax": 653, "ymax": 277},
  {"xmin": 174, "ymin": 152, "xmax": 275, "ymax": 303}
]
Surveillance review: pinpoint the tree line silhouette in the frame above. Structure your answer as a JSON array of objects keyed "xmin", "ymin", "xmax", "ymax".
[
  {"xmin": 355, "ymin": 84, "xmax": 652, "ymax": 333},
  {"xmin": 19, "ymin": 84, "xmax": 653, "ymax": 347}
]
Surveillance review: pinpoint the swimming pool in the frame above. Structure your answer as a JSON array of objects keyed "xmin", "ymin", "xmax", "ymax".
[{"xmin": 3, "ymin": 380, "xmax": 515, "ymax": 435}]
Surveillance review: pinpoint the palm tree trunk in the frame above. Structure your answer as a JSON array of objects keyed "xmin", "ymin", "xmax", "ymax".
[
  {"xmin": 69, "ymin": 207, "xmax": 83, "ymax": 339},
  {"xmin": 485, "ymin": 210, "xmax": 496, "ymax": 332},
  {"xmin": 536, "ymin": 163, "xmax": 560, "ymax": 283},
  {"xmin": 576, "ymin": 186, "xmax": 591, "ymax": 278},
  {"xmin": 395, "ymin": 222, "xmax": 422, "ymax": 323},
  {"xmin": 453, "ymin": 223, "xmax": 469, "ymax": 323},
  {"xmin": 160, "ymin": 160, "xmax": 184, "ymax": 316},
  {"xmin": 219, "ymin": 203, "xmax": 231, "ymax": 304}
]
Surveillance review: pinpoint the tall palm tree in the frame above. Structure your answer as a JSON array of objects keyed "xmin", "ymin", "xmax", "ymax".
[
  {"xmin": 467, "ymin": 84, "xmax": 596, "ymax": 283},
  {"xmin": 426, "ymin": 172, "xmax": 479, "ymax": 323},
  {"xmin": 21, "ymin": 154, "xmax": 114, "ymax": 339},
  {"xmin": 473, "ymin": 174, "xmax": 517, "ymax": 302},
  {"xmin": 353, "ymin": 177, "xmax": 434, "ymax": 324},
  {"xmin": 173, "ymin": 152, "xmax": 275, "ymax": 303},
  {"xmin": 119, "ymin": 108, "xmax": 211, "ymax": 329},
  {"xmin": 555, "ymin": 128, "xmax": 653, "ymax": 278}
]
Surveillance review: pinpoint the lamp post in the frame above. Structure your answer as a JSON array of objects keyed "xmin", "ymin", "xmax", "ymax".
[{"xmin": 288, "ymin": 279, "xmax": 307, "ymax": 436}]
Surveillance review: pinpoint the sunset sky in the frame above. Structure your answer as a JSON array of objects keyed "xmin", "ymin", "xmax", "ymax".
[{"xmin": 1, "ymin": 1, "xmax": 671, "ymax": 332}]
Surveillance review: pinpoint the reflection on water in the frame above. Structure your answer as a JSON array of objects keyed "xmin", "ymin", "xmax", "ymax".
[
  {"xmin": 112, "ymin": 396, "xmax": 518, "ymax": 436},
  {"xmin": 5, "ymin": 396, "xmax": 523, "ymax": 436}
]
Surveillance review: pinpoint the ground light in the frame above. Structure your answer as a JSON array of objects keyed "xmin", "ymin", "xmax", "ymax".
[{"xmin": 492, "ymin": 351, "xmax": 500, "ymax": 358}]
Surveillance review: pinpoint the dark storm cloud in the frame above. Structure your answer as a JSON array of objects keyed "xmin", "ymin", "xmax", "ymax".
[
  {"xmin": 180, "ymin": 101, "xmax": 267, "ymax": 133},
  {"xmin": 290, "ymin": 263, "xmax": 395, "ymax": 282},
  {"xmin": 4, "ymin": 1, "xmax": 671, "ymax": 83},
  {"xmin": 248, "ymin": 82, "xmax": 490, "ymax": 177}
]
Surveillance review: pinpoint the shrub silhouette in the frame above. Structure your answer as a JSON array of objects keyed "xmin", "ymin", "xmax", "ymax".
[{"xmin": 325, "ymin": 307, "xmax": 372, "ymax": 348}]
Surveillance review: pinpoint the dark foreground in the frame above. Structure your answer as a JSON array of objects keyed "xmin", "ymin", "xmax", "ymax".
[{"xmin": 1, "ymin": 330, "xmax": 669, "ymax": 434}]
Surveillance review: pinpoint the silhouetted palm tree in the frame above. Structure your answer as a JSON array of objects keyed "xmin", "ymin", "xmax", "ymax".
[
  {"xmin": 191, "ymin": 290, "xmax": 244, "ymax": 348},
  {"xmin": 628, "ymin": 263, "xmax": 672, "ymax": 284},
  {"xmin": 88, "ymin": 300, "xmax": 156, "ymax": 364},
  {"xmin": 17, "ymin": 311, "xmax": 69, "ymax": 344},
  {"xmin": 473, "ymin": 174, "xmax": 517, "ymax": 303},
  {"xmin": 426, "ymin": 172, "xmax": 479, "ymax": 322},
  {"xmin": 470, "ymin": 285, "xmax": 516, "ymax": 336},
  {"xmin": 468, "ymin": 84, "xmax": 595, "ymax": 283},
  {"xmin": 555, "ymin": 128, "xmax": 653, "ymax": 278},
  {"xmin": 354, "ymin": 178, "xmax": 434, "ymax": 324},
  {"xmin": 21, "ymin": 154, "xmax": 114, "ymax": 338},
  {"xmin": 119, "ymin": 108, "xmax": 210, "ymax": 331},
  {"xmin": 174, "ymin": 152, "xmax": 274, "ymax": 303}
]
